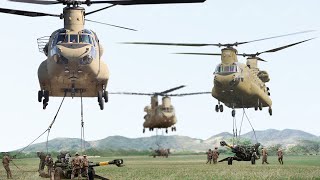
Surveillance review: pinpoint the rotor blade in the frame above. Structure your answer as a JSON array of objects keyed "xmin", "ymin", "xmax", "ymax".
[
  {"xmin": 8, "ymin": 0, "xmax": 60, "ymax": 5},
  {"xmin": 109, "ymin": 92, "xmax": 154, "ymax": 96},
  {"xmin": 166, "ymin": 92, "xmax": 211, "ymax": 96},
  {"xmin": 257, "ymin": 57, "xmax": 267, "ymax": 62},
  {"xmin": 89, "ymin": 0, "xmax": 206, "ymax": 5},
  {"xmin": 122, "ymin": 42, "xmax": 221, "ymax": 47},
  {"xmin": 235, "ymin": 30, "xmax": 316, "ymax": 46},
  {"xmin": 0, "ymin": 8, "xmax": 60, "ymax": 17},
  {"xmin": 85, "ymin": 19, "xmax": 137, "ymax": 31},
  {"xmin": 159, "ymin": 85, "xmax": 186, "ymax": 95},
  {"xmin": 174, "ymin": 52, "xmax": 222, "ymax": 56},
  {"xmin": 257, "ymin": 38, "xmax": 315, "ymax": 55},
  {"xmin": 85, "ymin": 4, "xmax": 116, "ymax": 16}
]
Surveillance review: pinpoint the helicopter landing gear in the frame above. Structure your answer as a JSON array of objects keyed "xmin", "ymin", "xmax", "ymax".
[
  {"xmin": 232, "ymin": 109, "xmax": 236, "ymax": 117},
  {"xmin": 98, "ymin": 91, "xmax": 104, "ymax": 110},
  {"xmin": 258, "ymin": 102, "xmax": 263, "ymax": 111},
  {"xmin": 215, "ymin": 102, "xmax": 223, "ymax": 112},
  {"xmin": 39, "ymin": 90, "xmax": 49, "ymax": 109},
  {"xmin": 171, "ymin": 127, "xmax": 176, "ymax": 132},
  {"xmin": 103, "ymin": 90, "xmax": 108, "ymax": 103},
  {"xmin": 165, "ymin": 129, "xmax": 168, "ymax": 134},
  {"xmin": 268, "ymin": 107, "xmax": 272, "ymax": 116},
  {"xmin": 143, "ymin": 128, "xmax": 145, "ymax": 133},
  {"xmin": 97, "ymin": 86, "xmax": 108, "ymax": 110}
]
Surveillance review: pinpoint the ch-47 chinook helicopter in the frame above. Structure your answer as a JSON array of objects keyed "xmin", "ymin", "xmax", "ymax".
[
  {"xmin": 123, "ymin": 31, "xmax": 314, "ymax": 116},
  {"xmin": 110, "ymin": 85, "xmax": 210, "ymax": 133},
  {"xmin": 0, "ymin": 0, "xmax": 205, "ymax": 110}
]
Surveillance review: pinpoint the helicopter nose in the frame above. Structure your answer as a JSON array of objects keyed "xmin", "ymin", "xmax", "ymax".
[{"xmin": 57, "ymin": 44, "xmax": 92, "ymax": 61}]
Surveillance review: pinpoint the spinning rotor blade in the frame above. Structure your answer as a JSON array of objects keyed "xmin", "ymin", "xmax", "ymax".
[
  {"xmin": 109, "ymin": 92, "xmax": 154, "ymax": 96},
  {"xmin": 166, "ymin": 92, "xmax": 211, "ymax": 96},
  {"xmin": 159, "ymin": 85, "xmax": 186, "ymax": 95},
  {"xmin": 237, "ymin": 38, "xmax": 315, "ymax": 60},
  {"xmin": 123, "ymin": 30, "xmax": 315, "ymax": 48},
  {"xmin": 174, "ymin": 52, "xmax": 222, "ymax": 56},
  {"xmin": 85, "ymin": 19, "xmax": 137, "ymax": 31},
  {"xmin": 0, "ymin": 7, "xmax": 60, "ymax": 17},
  {"xmin": 8, "ymin": 0, "xmax": 60, "ymax": 5}
]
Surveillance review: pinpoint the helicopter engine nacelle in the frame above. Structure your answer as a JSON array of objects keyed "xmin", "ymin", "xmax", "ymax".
[
  {"xmin": 257, "ymin": 71, "xmax": 270, "ymax": 82},
  {"xmin": 99, "ymin": 44, "xmax": 104, "ymax": 57},
  {"xmin": 162, "ymin": 97, "xmax": 172, "ymax": 108}
]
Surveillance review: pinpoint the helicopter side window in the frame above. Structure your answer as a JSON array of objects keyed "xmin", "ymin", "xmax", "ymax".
[
  {"xmin": 79, "ymin": 34, "xmax": 92, "ymax": 44},
  {"xmin": 70, "ymin": 34, "xmax": 78, "ymax": 43}
]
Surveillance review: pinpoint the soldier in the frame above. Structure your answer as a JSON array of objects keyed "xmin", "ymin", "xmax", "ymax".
[
  {"xmin": 206, "ymin": 149, "xmax": 212, "ymax": 164},
  {"xmin": 45, "ymin": 153, "xmax": 54, "ymax": 177},
  {"xmin": 212, "ymin": 147, "xmax": 220, "ymax": 164},
  {"xmin": 65, "ymin": 152, "xmax": 71, "ymax": 163},
  {"xmin": 277, "ymin": 148, "xmax": 284, "ymax": 165},
  {"xmin": 261, "ymin": 147, "xmax": 269, "ymax": 164},
  {"xmin": 82, "ymin": 154, "xmax": 89, "ymax": 179},
  {"xmin": 71, "ymin": 152, "xmax": 83, "ymax": 179},
  {"xmin": 37, "ymin": 151, "xmax": 46, "ymax": 172},
  {"xmin": 2, "ymin": 152, "xmax": 13, "ymax": 179}
]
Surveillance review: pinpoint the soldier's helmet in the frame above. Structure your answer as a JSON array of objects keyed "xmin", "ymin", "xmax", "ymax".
[
  {"xmin": 83, "ymin": 154, "xmax": 87, "ymax": 157},
  {"xmin": 75, "ymin": 152, "xmax": 79, "ymax": 156}
]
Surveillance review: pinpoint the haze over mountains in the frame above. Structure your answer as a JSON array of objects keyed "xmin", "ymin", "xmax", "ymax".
[{"xmin": 21, "ymin": 129, "xmax": 320, "ymax": 152}]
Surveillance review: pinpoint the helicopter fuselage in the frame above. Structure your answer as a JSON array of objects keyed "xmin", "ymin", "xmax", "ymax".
[
  {"xmin": 38, "ymin": 28, "xmax": 109, "ymax": 97},
  {"xmin": 212, "ymin": 62, "xmax": 272, "ymax": 109}
]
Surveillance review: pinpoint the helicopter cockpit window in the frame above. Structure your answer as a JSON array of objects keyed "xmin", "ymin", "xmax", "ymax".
[
  {"xmin": 70, "ymin": 34, "xmax": 78, "ymax": 43},
  {"xmin": 215, "ymin": 64, "xmax": 240, "ymax": 74},
  {"xmin": 56, "ymin": 34, "xmax": 67, "ymax": 44},
  {"xmin": 79, "ymin": 34, "xmax": 92, "ymax": 44}
]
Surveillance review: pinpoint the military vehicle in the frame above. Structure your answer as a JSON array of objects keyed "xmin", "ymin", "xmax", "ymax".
[
  {"xmin": 122, "ymin": 31, "xmax": 314, "ymax": 116},
  {"xmin": 151, "ymin": 148, "xmax": 170, "ymax": 158},
  {"xmin": 0, "ymin": 0, "xmax": 205, "ymax": 110},
  {"xmin": 110, "ymin": 85, "xmax": 210, "ymax": 133},
  {"xmin": 219, "ymin": 140, "xmax": 260, "ymax": 165},
  {"xmin": 52, "ymin": 158, "xmax": 124, "ymax": 180}
]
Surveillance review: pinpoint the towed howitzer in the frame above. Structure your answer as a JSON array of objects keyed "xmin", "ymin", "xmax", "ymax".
[
  {"xmin": 53, "ymin": 159, "xmax": 124, "ymax": 180},
  {"xmin": 219, "ymin": 141, "xmax": 260, "ymax": 165}
]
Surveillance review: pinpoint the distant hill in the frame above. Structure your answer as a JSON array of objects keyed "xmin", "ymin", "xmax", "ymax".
[{"xmin": 20, "ymin": 129, "xmax": 320, "ymax": 153}]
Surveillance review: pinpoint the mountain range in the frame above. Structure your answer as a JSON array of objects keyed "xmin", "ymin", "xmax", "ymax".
[{"xmin": 20, "ymin": 129, "xmax": 320, "ymax": 152}]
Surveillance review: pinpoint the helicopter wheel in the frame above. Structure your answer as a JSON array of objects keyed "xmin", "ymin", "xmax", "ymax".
[
  {"xmin": 259, "ymin": 102, "xmax": 263, "ymax": 111},
  {"xmin": 103, "ymin": 90, "xmax": 108, "ymax": 103},
  {"xmin": 43, "ymin": 100, "xmax": 48, "ymax": 110},
  {"xmin": 215, "ymin": 105, "xmax": 219, "ymax": 112},
  {"xmin": 268, "ymin": 108, "xmax": 272, "ymax": 116},
  {"xmin": 97, "ymin": 91, "xmax": 103, "ymax": 102},
  {"xmin": 219, "ymin": 104, "xmax": 223, "ymax": 112},
  {"xmin": 38, "ymin": 90, "xmax": 43, "ymax": 102},
  {"xmin": 143, "ymin": 129, "xmax": 145, "ymax": 133},
  {"xmin": 232, "ymin": 110, "xmax": 236, "ymax": 117},
  {"xmin": 174, "ymin": 127, "xmax": 177, "ymax": 131},
  {"xmin": 171, "ymin": 127, "xmax": 174, "ymax": 132},
  {"xmin": 99, "ymin": 102, "xmax": 104, "ymax": 110},
  {"xmin": 165, "ymin": 129, "xmax": 168, "ymax": 134},
  {"xmin": 43, "ymin": 90, "xmax": 49, "ymax": 102},
  {"xmin": 254, "ymin": 106, "xmax": 258, "ymax": 111}
]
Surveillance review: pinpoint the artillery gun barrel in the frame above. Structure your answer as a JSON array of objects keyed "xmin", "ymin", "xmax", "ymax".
[
  {"xmin": 220, "ymin": 141, "xmax": 234, "ymax": 149},
  {"xmin": 90, "ymin": 159, "xmax": 124, "ymax": 167}
]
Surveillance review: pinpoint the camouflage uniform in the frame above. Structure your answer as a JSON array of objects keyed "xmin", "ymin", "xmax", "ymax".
[
  {"xmin": 37, "ymin": 152, "xmax": 46, "ymax": 172},
  {"xmin": 261, "ymin": 148, "xmax": 269, "ymax": 164},
  {"xmin": 212, "ymin": 147, "xmax": 220, "ymax": 164},
  {"xmin": 2, "ymin": 153, "xmax": 12, "ymax": 179},
  {"xmin": 277, "ymin": 148, "xmax": 284, "ymax": 165},
  {"xmin": 45, "ymin": 154, "xmax": 54, "ymax": 177},
  {"xmin": 82, "ymin": 155, "xmax": 89, "ymax": 180},
  {"xmin": 206, "ymin": 149, "xmax": 212, "ymax": 164},
  {"xmin": 71, "ymin": 153, "xmax": 83, "ymax": 179}
]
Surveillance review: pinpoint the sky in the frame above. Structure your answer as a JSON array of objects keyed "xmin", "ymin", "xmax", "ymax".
[{"xmin": 0, "ymin": 0, "xmax": 319, "ymax": 152}]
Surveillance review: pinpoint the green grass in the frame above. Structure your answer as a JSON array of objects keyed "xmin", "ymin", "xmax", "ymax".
[{"xmin": 1, "ymin": 155, "xmax": 320, "ymax": 179}]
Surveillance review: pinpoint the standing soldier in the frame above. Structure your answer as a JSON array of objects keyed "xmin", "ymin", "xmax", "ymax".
[
  {"xmin": 37, "ymin": 151, "xmax": 46, "ymax": 172},
  {"xmin": 206, "ymin": 149, "xmax": 212, "ymax": 164},
  {"xmin": 82, "ymin": 154, "xmax": 89, "ymax": 179},
  {"xmin": 261, "ymin": 147, "xmax": 269, "ymax": 164},
  {"xmin": 45, "ymin": 154, "xmax": 54, "ymax": 177},
  {"xmin": 277, "ymin": 148, "xmax": 284, "ymax": 165},
  {"xmin": 2, "ymin": 152, "xmax": 13, "ymax": 179},
  {"xmin": 71, "ymin": 152, "xmax": 82, "ymax": 179},
  {"xmin": 212, "ymin": 147, "xmax": 220, "ymax": 164}
]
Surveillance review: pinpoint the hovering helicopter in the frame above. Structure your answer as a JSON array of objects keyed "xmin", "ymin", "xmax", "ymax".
[
  {"xmin": 123, "ymin": 31, "xmax": 314, "ymax": 116},
  {"xmin": 110, "ymin": 85, "xmax": 210, "ymax": 133},
  {"xmin": 0, "ymin": 0, "xmax": 205, "ymax": 110}
]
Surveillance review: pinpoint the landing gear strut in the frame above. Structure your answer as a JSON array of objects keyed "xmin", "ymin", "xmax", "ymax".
[
  {"xmin": 143, "ymin": 128, "xmax": 145, "ymax": 133},
  {"xmin": 232, "ymin": 109, "xmax": 236, "ymax": 117},
  {"xmin": 215, "ymin": 102, "xmax": 223, "ymax": 112},
  {"xmin": 268, "ymin": 107, "xmax": 272, "ymax": 116},
  {"xmin": 171, "ymin": 127, "xmax": 176, "ymax": 132}
]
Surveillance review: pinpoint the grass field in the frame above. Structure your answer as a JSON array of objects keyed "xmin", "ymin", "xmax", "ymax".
[{"xmin": 1, "ymin": 155, "xmax": 320, "ymax": 179}]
